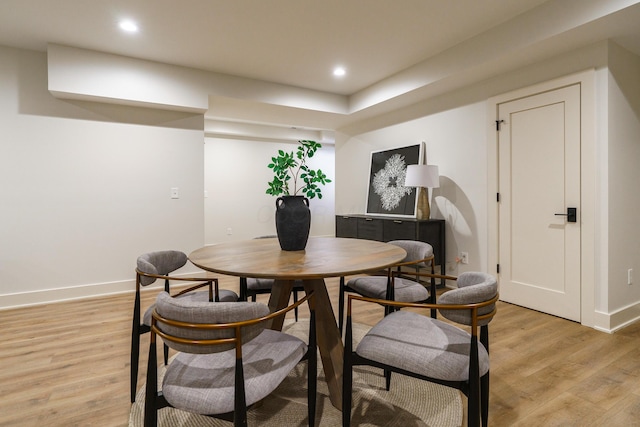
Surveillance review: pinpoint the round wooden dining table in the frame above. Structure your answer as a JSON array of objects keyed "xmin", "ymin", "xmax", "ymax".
[{"xmin": 189, "ymin": 236, "xmax": 406, "ymax": 410}]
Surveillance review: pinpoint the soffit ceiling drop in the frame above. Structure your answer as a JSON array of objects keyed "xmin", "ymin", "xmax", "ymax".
[{"xmin": 1, "ymin": 0, "xmax": 640, "ymax": 132}]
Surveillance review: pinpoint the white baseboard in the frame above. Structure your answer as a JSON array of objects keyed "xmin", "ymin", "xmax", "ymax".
[
  {"xmin": 593, "ymin": 301, "xmax": 640, "ymax": 333},
  {"xmin": 0, "ymin": 279, "xmax": 136, "ymax": 311},
  {"xmin": 0, "ymin": 271, "xmax": 206, "ymax": 311}
]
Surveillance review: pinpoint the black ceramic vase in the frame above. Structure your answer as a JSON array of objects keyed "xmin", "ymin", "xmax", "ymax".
[{"xmin": 275, "ymin": 195, "xmax": 311, "ymax": 251}]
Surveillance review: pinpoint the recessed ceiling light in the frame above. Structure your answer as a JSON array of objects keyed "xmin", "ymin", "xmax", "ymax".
[
  {"xmin": 119, "ymin": 20, "xmax": 139, "ymax": 33},
  {"xmin": 333, "ymin": 67, "xmax": 346, "ymax": 77}
]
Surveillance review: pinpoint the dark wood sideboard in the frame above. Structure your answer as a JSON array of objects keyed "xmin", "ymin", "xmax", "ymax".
[{"xmin": 335, "ymin": 214, "xmax": 446, "ymax": 286}]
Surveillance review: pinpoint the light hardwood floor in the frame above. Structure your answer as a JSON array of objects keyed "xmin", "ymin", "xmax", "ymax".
[{"xmin": 2, "ymin": 275, "xmax": 640, "ymax": 426}]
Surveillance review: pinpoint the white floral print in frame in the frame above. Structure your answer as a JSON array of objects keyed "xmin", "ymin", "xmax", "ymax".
[{"xmin": 366, "ymin": 143, "xmax": 422, "ymax": 217}]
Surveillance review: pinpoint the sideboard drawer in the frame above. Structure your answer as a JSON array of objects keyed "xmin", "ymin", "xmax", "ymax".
[
  {"xmin": 335, "ymin": 216, "xmax": 358, "ymax": 238},
  {"xmin": 383, "ymin": 219, "xmax": 416, "ymax": 241},
  {"xmin": 357, "ymin": 218, "xmax": 384, "ymax": 241}
]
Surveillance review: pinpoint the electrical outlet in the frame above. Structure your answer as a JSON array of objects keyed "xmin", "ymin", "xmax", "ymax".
[
  {"xmin": 629, "ymin": 268, "xmax": 633, "ymax": 285},
  {"xmin": 460, "ymin": 252, "xmax": 469, "ymax": 264}
]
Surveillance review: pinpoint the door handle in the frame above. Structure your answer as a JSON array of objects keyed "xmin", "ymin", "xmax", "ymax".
[{"xmin": 555, "ymin": 207, "xmax": 577, "ymax": 223}]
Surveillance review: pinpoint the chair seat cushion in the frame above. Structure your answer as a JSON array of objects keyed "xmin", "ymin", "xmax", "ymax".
[
  {"xmin": 356, "ymin": 310, "xmax": 489, "ymax": 382},
  {"xmin": 346, "ymin": 276, "xmax": 429, "ymax": 302},
  {"xmin": 143, "ymin": 289, "xmax": 238, "ymax": 326},
  {"xmin": 162, "ymin": 328, "xmax": 307, "ymax": 415}
]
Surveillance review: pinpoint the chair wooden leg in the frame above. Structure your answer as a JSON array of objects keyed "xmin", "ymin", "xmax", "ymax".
[
  {"xmin": 481, "ymin": 373, "xmax": 489, "ymax": 427},
  {"xmin": 338, "ymin": 277, "xmax": 345, "ymax": 334},
  {"xmin": 468, "ymin": 335, "xmax": 480, "ymax": 427},
  {"xmin": 480, "ymin": 326, "xmax": 489, "ymax": 426},
  {"xmin": 342, "ymin": 314, "xmax": 353, "ymax": 427},
  {"xmin": 131, "ymin": 294, "xmax": 141, "ymax": 403},
  {"xmin": 163, "ymin": 343, "xmax": 169, "ymax": 366},
  {"xmin": 308, "ymin": 310, "xmax": 317, "ymax": 426},
  {"xmin": 234, "ymin": 357, "xmax": 248, "ymax": 427},
  {"xmin": 293, "ymin": 289, "xmax": 299, "ymax": 322},
  {"xmin": 130, "ymin": 332, "xmax": 139, "ymax": 403},
  {"xmin": 430, "ymin": 262, "xmax": 437, "ymax": 318},
  {"xmin": 239, "ymin": 277, "xmax": 248, "ymax": 301},
  {"xmin": 144, "ymin": 336, "xmax": 157, "ymax": 427},
  {"xmin": 385, "ymin": 273, "xmax": 394, "ymax": 317}
]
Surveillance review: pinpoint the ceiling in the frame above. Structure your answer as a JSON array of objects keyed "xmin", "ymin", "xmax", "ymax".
[{"xmin": 1, "ymin": 0, "xmax": 640, "ymax": 132}]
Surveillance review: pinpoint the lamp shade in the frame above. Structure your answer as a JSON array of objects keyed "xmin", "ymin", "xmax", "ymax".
[{"xmin": 404, "ymin": 164, "xmax": 440, "ymax": 188}]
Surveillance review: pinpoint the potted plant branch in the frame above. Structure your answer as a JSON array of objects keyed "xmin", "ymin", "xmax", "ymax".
[
  {"xmin": 266, "ymin": 139, "xmax": 331, "ymax": 199},
  {"xmin": 266, "ymin": 140, "xmax": 332, "ymax": 251}
]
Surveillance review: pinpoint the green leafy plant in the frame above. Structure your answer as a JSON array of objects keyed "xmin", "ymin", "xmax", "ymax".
[{"xmin": 266, "ymin": 140, "xmax": 332, "ymax": 199}]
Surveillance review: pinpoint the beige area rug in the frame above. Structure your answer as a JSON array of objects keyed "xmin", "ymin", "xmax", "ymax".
[{"xmin": 130, "ymin": 321, "xmax": 463, "ymax": 427}]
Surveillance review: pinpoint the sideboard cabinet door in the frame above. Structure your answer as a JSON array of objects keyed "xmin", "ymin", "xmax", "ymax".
[{"xmin": 418, "ymin": 221, "xmax": 445, "ymax": 266}]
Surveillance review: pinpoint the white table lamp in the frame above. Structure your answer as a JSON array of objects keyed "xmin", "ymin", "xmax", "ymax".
[{"xmin": 405, "ymin": 164, "xmax": 440, "ymax": 219}]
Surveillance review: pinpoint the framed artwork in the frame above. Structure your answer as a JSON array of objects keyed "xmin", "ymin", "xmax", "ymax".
[{"xmin": 366, "ymin": 143, "xmax": 423, "ymax": 217}]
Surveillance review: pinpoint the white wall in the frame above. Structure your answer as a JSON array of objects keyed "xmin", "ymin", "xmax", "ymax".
[
  {"xmin": 0, "ymin": 46, "xmax": 206, "ymax": 308},
  {"xmin": 335, "ymin": 40, "xmax": 640, "ymax": 330},
  {"xmin": 204, "ymin": 137, "xmax": 335, "ymax": 244},
  {"xmin": 4, "ymin": 38, "xmax": 640, "ymax": 330},
  {"xmin": 336, "ymin": 103, "xmax": 488, "ymax": 276},
  {"xmin": 607, "ymin": 42, "xmax": 640, "ymax": 315}
]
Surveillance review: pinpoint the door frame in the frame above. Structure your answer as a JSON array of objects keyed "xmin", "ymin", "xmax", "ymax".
[{"xmin": 487, "ymin": 69, "xmax": 597, "ymax": 327}]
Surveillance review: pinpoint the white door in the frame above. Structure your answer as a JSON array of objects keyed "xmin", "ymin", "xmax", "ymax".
[{"xmin": 498, "ymin": 84, "xmax": 581, "ymax": 322}]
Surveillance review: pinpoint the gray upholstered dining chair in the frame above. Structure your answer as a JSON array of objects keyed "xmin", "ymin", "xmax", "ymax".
[
  {"xmin": 144, "ymin": 291, "xmax": 317, "ymax": 427},
  {"xmin": 338, "ymin": 239, "xmax": 436, "ymax": 333},
  {"xmin": 342, "ymin": 271, "xmax": 498, "ymax": 427},
  {"xmin": 239, "ymin": 235, "xmax": 304, "ymax": 321},
  {"xmin": 131, "ymin": 250, "xmax": 238, "ymax": 403}
]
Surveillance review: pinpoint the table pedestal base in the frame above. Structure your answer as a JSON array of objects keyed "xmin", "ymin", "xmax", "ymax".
[{"xmin": 270, "ymin": 279, "xmax": 343, "ymax": 410}]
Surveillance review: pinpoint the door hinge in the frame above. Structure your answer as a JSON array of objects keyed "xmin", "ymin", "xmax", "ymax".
[
  {"xmin": 497, "ymin": 193, "xmax": 500, "ymax": 202},
  {"xmin": 496, "ymin": 119, "xmax": 505, "ymax": 131},
  {"xmin": 496, "ymin": 264, "xmax": 500, "ymax": 273}
]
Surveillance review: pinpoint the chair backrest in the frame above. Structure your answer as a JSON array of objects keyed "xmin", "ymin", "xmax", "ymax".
[
  {"xmin": 438, "ymin": 272, "xmax": 498, "ymax": 326},
  {"xmin": 153, "ymin": 291, "xmax": 270, "ymax": 354},
  {"xmin": 389, "ymin": 240, "xmax": 434, "ymax": 269},
  {"xmin": 137, "ymin": 250, "xmax": 188, "ymax": 286}
]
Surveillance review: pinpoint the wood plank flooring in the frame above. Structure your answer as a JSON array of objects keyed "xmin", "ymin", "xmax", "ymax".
[{"xmin": 2, "ymin": 275, "xmax": 640, "ymax": 426}]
